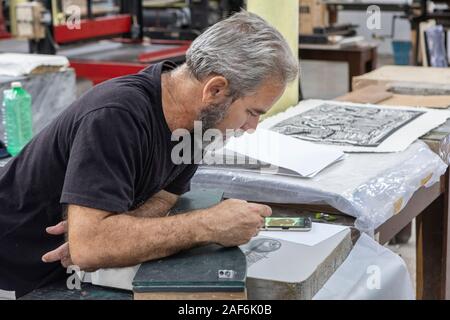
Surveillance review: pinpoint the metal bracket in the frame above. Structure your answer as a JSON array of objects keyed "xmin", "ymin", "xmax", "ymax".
[{"xmin": 218, "ymin": 269, "xmax": 236, "ymax": 279}]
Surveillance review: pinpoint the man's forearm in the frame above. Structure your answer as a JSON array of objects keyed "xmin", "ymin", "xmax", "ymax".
[{"xmin": 68, "ymin": 205, "xmax": 212, "ymax": 270}]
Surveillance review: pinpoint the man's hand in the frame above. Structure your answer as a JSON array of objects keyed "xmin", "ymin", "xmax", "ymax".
[
  {"xmin": 202, "ymin": 199, "xmax": 272, "ymax": 247},
  {"xmin": 41, "ymin": 221, "xmax": 73, "ymax": 268}
]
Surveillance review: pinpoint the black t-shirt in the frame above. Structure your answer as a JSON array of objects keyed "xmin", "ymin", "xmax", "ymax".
[{"xmin": 0, "ymin": 61, "xmax": 198, "ymax": 297}]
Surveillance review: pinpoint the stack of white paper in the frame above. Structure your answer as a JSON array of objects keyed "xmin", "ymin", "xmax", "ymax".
[{"xmin": 222, "ymin": 129, "xmax": 345, "ymax": 178}]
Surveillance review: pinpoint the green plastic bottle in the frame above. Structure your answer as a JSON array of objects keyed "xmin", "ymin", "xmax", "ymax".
[{"xmin": 2, "ymin": 82, "xmax": 33, "ymax": 156}]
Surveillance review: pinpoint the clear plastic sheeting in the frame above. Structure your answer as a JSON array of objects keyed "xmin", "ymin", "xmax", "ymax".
[
  {"xmin": 191, "ymin": 141, "xmax": 447, "ymax": 233},
  {"xmin": 0, "ymin": 70, "xmax": 76, "ymax": 168},
  {"xmin": 439, "ymin": 127, "xmax": 450, "ymax": 166},
  {"xmin": 313, "ymin": 233, "xmax": 415, "ymax": 300},
  {"xmin": 0, "ymin": 70, "xmax": 77, "ymax": 141}
]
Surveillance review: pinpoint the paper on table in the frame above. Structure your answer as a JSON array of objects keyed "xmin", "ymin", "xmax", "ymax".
[
  {"xmin": 259, "ymin": 99, "xmax": 450, "ymax": 153},
  {"xmin": 223, "ymin": 129, "xmax": 345, "ymax": 178},
  {"xmin": 259, "ymin": 222, "xmax": 349, "ymax": 247},
  {"xmin": 85, "ymin": 265, "xmax": 141, "ymax": 291}
]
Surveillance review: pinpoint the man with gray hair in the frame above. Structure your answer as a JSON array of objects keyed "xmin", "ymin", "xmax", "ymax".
[{"xmin": 0, "ymin": 11, "xmax": 298, "ymax": 298}]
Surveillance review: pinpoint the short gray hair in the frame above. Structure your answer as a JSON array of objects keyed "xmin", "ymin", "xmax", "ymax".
[{"xmin": 186, "ymin": 10, "xmax": 299, "ymax": 99}]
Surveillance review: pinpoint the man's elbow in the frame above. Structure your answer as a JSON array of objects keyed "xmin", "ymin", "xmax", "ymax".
[{"xmin": 69, "ymin": 241, "xmax": 102, "ymax": 271}]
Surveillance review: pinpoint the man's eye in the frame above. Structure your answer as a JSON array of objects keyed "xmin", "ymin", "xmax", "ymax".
[{"xmin": 247, "ymin": 110, "xmax": 257, "ymax": 117}]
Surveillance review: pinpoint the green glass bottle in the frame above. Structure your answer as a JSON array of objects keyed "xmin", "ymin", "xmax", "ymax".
[{"xmin": 2, "ymin": 82, "xmax": 33, "ymax": 156}]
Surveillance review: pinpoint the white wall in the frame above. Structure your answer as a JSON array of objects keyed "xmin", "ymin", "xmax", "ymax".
[{"xmin": 338, "ymin": 10, "xmax": 412, "ymax": 54}]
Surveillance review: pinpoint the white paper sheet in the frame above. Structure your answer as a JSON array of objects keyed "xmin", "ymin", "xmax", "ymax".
[
  {"xmin": 0, "ymin": 289, "xmax": 16, "ymax": 300},
  {"xmin": 223, "ymin": 129, "xmax": 345, "ymax": 177},
  {"xmin": 259, "ymin": 99, "xmax": 450, "ymax": 153},
  {"xmin": 259, "ymin": 222, "xmax": 349, "ymax": 246},
  {"xmin": 240, "ymin": 227, "xmax": 351, "ymax": 285},
  {"xmin": 85, "ymin": 265, "xmax": 140, "ymax": 291}
]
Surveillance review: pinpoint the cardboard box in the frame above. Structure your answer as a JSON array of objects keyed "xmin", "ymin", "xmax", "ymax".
[
  {"xmin": 299, "ymin": 0, "xmax": 328, "ymax": 35},
  {"xmin": 15, "ymin": 2, "xmax": 46, "ymax": 40},
  {"xmin": 337, "ymin": 84, "xmax": 450, "ymax": 109},
  {"xmin": 352, "ymin": 65, "xmax": 450, "ymax": 91},
  {"xmin": 350, "ymin": 66, "xmax": 450, "ymax": 109}
]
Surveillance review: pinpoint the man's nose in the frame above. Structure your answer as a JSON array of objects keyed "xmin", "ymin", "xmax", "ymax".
[{"xmin": 242, "ymin": 116, "xmax": 259, "ymax": 132}]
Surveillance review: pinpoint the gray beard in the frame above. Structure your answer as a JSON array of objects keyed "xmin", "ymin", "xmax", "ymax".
[
  {"xmin": 198, "ymin": 100, "xmax": 232, "ymax": 132},
  {"xmin": 197, "ymin": 100, "xmax": 233, "ymax": 151}
]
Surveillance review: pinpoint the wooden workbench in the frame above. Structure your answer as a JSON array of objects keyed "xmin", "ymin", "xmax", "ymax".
[{"xmin": 299, "ymin": 43, "xmax": 378, "ymax": 91}]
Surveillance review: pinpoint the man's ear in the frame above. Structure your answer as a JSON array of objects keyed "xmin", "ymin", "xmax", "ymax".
[{"xmin": 202, "ymin": 76, "xmax": 229, "ymax": 104}]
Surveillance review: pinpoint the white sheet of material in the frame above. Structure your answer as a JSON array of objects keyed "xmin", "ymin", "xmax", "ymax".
[
  {"xmin": 85, "ymin": 265, "xmax": 141, "ymax": 291},
  {"xmin": 313, "ymin": 233, "xmax": 415, "ymax": 300},
  {"xmin": 260, "ymin": 222, "xmax": 349, "ymax": 246},
  {"xmin": 240, "ymin": 228, "xmax": 351, "ymax": 284},
  {"xmin": 259, "ymin": 99, "xmax": 450, "ymax": 153},
  {"xmin": 0, "ymin": 289, "xmax": 16, "ymax": 300},
  {"xmin": 0, "ymin": 53, "xmax": 69, "ymax": 76},
  {"xmin": 223, "ymin": 129, "xmax": 345, "ymax": 177}
]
